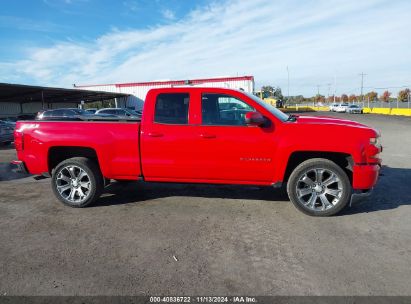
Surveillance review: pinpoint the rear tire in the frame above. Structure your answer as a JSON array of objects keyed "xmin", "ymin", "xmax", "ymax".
[
  {"xmin": 287, "ymin": 158, "xmax": 351, "ymax": 216},
  {"xmin": 51, "ymin": 157, "xmax": 104, "ymax": 208}
]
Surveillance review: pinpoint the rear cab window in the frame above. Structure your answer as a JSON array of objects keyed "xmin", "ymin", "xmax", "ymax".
[{"xmin": 154, "ymin": 93, "xmax": 189, "ymax": 124}]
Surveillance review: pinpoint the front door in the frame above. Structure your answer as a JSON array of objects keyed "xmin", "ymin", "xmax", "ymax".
[{"xmin": 195, "ymin": 93, "xmax": 277, "ymax": 183}]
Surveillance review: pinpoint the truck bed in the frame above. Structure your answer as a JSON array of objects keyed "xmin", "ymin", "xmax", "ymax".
[{"xmin": 15, "ymin": 120, "xmax": 142, "ymax": 180}]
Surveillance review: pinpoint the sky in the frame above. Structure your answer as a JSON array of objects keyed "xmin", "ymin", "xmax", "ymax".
[{"xmin": 0, "ymin": 0, "xmax": 410, "ymax": 97}]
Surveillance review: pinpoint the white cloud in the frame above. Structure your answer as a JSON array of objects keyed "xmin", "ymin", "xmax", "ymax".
[
  {"xmin": 0, "ymin": 15, "xmax": 67, "ymax": 32},
  {"xmin": 161, "ymin": 8, "xmax": 175, "ymax": 20},
  {"xmin": 123, "ymin": 1, "xmax": 139, "ymax": 12},
  {"xmin": 2, "ymin": 0, "xmax": 411, "ymax": 96}
]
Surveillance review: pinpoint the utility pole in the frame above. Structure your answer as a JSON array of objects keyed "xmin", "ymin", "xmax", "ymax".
[
  {"xmin": 286, "ymin": 66, "xmax": 290, "ymax": 101},
  {"xmin": 316, "ymin": 84, "xmax": 320, "ymax": 96},
  {"xmin": 359, "ymin": 72, "xmax": 367, "ymax": 102},
  {"xmin": 327, "ymin": 83, "xmax": 332, "ymax": 99},
  {"xmin": 334, "ymin": 74, "xmax": 337, "ymax": 103}
]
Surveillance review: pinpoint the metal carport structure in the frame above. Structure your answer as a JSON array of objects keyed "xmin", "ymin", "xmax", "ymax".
[{"xmin": 0, "ymin": 83, "xmax": 129, "ymax": 118}]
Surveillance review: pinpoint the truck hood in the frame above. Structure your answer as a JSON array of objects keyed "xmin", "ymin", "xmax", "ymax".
[{"xmin": 294, "ymin": 115, "xmax": 369, "ymax": 128}]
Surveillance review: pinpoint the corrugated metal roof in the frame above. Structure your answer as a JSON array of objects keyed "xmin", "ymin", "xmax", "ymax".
[
  {"xmin": 0, "ymin": 83, "xmax": 129, "ymax": 104},
  {"xmin": 74, "ymin": 76, "xmax": 254, "ymax": 88}
]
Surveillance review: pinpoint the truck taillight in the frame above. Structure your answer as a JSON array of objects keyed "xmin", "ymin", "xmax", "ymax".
[{"xmin": 14, "ymin": 131, "xmax": 24, "ymax": 151}]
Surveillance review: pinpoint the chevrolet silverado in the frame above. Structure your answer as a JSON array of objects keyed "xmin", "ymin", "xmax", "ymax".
[{"xmin": 13, "ymin": 87, "xmax": 382, "ymax": 216}]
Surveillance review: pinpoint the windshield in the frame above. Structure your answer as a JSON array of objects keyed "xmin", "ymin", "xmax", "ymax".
[{"xmin": 242, "ymin": 91, "xmax": 289, "ymax": 122}]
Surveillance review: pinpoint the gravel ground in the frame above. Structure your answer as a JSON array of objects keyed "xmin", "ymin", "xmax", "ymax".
[{"xmin": 0, "ymin": 113, "xmax": 410, "ymax": 296}]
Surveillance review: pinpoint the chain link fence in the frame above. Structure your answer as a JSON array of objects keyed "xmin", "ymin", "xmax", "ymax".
[{"xmin": 292, "ymin": 98, "xmax": 411, "ymax": 109}]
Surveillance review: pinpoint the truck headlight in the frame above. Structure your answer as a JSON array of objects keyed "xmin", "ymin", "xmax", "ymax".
[{"xmin": 370, "ymin": 137, "xmax": 380, "ymax": 146}]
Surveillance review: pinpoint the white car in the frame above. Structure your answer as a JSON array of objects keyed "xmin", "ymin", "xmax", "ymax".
[
  {"xmin": 335, "ymin": 103, "xmax": 349, "ymax": 113},
  {"xmin": 346, "ymin": 104, "xmax": 363, "ymax": 114},
  {"xmin": 95, "ymin": 108, "xmax": 141, "ymax": 118},
  {"xmin": 329, "ymin": 103, "xmax": 339, "ymax": 111}
]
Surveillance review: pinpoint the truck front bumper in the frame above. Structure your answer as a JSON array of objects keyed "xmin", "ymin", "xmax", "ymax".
[
  {"xmin": 350, "ymin": 163, "xmax": 381, "ymax": 206},
  {"xmin": 352, "ymin": 163, "xmax": 380, "ymax": 190}
]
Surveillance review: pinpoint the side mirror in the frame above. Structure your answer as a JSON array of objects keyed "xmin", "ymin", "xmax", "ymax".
[{"xmin": 245, "ymin": 111, "xmax": 265, "ymax": 126}]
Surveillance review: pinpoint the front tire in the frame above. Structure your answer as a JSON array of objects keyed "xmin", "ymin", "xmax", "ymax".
[
  {"xmin": 287, "ymin": 158, "xmax": 351, "ymax": 216},
  {"xmin": 51, "ymin": 157, "xmax": 104, "ymax": 208}
]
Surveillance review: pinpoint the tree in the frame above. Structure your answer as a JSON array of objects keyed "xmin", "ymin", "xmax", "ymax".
[
  {"xmin": 261, "ymin": 86, "xmax": 284, "ymax": 101},
  {"xmin": 348, "ymin": 94, "xmax": 357, "ymax": 102},
  {"xmin": 365, "ymin": 91, "xmax": 378, "ymax": 101},
  {"xmin": 341, "ymin": 94, "xmax": 348, "ymax": 102},
  {"xmin": 380, "ymin": 90, "xmax": 391, "ymax": 102},
  {"xmin": 272, "ymin": 87, "xmax": 284, "ymax": 101},
  {"xmin": 398, "ymin": 88, "xmax": 410, "ymax": 102},
  {"xmin": 314, "ymin": 94, "xmax": 325, "ymax": 103},
  {"xmin": 287, "ymin": 95, "xmax": 304, "ymax": 104},
  {"xmin": 327, "ymin": 95, "xmax": 335, "ymax": 103},
  {"xmin": 261, "ymin": 85, "xmax": 274, "ymax": 98}
]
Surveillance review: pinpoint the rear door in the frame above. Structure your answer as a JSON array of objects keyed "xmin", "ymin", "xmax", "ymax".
[{"xmin": 140, "ymin": 91, "xmax": 199, "ymax": 181}]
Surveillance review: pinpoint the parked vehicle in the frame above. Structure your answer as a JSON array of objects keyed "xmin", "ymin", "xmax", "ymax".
[
  {"xmin": 13, "ymin": 87, "xmax": 382, "ymax": 216},
  {"xmin": 37, "ymin": 108, "xmax": 88, "ymax": 120},
  {"xmin": 335, "ymin": 103, "xmax": 350, "ymax": 113},
  {"xmin": 0, "ymin": 120, "xmax": 14, "ymax": 145},
  {"xmin": 1, "ymin": 118, "xmax": 17, "ymax": 128},
  {"xmin": 329, "ymin": 103, "xmax": 339, "ymax": 112},
  {"xmin": 85, "ymin": 108, "xmax": 98, "ymax": 114},
  {"xmin": 346, "ymin": 104, "xmax": 363, "ymax": 114},
  {"xmin": 36, "ymin": 108, "xmax": 117, "ymax": 120},
  {"xmin": 14, "ymin": 114, "xmax": 36, "ymax": 120},
  {"xmin": 95, "ymin": 108, "xmax": 141, "ymax": 118},
  {"xmin": 2, "ymin": 117, "xmax": 18, "ymax": 123}
]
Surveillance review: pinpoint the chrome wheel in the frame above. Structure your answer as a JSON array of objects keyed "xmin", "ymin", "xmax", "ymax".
[
  {"xmin": 296, "ymin": 168, "xmax": 343, "ymax": 211},
  {"xmin": 55, "ymin": 165, "xmax": 91, "ymax": 204}
]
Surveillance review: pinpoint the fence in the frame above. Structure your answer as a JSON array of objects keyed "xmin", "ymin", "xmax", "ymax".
[
  {"xmin": 282, "ymin": 103, "xmax": 411, "ymax": 117},
  {"xmin": 289, "ymin": 99, "xmax": 411, "ymax": 109}
]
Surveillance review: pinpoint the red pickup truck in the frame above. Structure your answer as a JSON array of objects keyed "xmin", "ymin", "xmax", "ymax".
[{"xmin": 13, "ymin": 87, "xmax": 382, "ymax": 216}]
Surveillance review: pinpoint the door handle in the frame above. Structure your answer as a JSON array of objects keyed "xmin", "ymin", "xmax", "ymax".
[
  {"xmin": 200, "ymin": 133, "xmax": 216, "ymax": 139},
  {"xmin": 148, "ymin": 132, "xmax": 163, "ymax": 137}
]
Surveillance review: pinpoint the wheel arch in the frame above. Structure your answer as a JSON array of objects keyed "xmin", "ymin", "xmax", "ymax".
[
  {"xmin": 283, "ymin": 151, "xmax": 354, "ymax": 185},
  {"xmin": 48, "ymin": 146, "xmax": 100, "ymax": 175}
]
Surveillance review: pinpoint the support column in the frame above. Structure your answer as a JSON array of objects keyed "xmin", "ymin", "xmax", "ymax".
[{"xmin": 41, "ymin": 90, "xmax": 45, "ymax": 109}]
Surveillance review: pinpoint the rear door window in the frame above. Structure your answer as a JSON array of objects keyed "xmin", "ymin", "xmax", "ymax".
[{"xmin": 154, "ymin": 93, "xmax": 189, "ymax": 124}]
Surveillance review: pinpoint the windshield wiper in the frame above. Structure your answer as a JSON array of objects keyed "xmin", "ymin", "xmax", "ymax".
[{"xmin": 287, "ymin": 114, "xmax": 298, "ymax": 122}]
